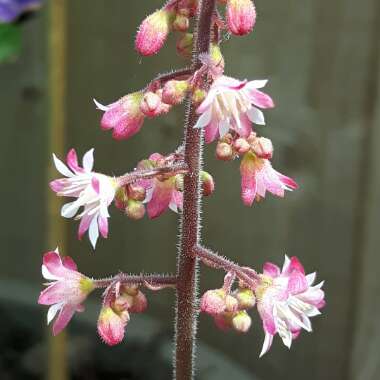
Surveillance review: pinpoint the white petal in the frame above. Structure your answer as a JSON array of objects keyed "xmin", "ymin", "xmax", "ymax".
[
  {"xmin": 282, "ymin": 255, "xmax": 291, "ymax": 273},
  {"xmin": 82, "ymin": 148, "xmax": 94, "ymax": 172},
  {"xmin": 246, "ymin": 79, "xmax": 268, "ymax": 89},
  {"xmin": 47, "ymin": 302, "xmax": 64, "ymax": 325},
  {"xmin": 42, "ymin": 265, "xmax": 60, "ymax": 281},
  {"xmin": 143, "ymin": 187, "xmax": 154, "ymax": 204},
  {"xmin": 53, "ymin": 154, "xmax": 74, "ymax": 178},
  {"xmin": 247, "ymin": 107, "xmax": 265, "ymax": 125},
  {"xmin": 306, "ymin": 272, "xmax": 316, "ymax": 286},
  {"xmin": 93, "ymin": 98, "xmax": 109, "ymax": 111},
  {"xmin": 89, "ymin": 216, "xmax": 99, "ymax": 249},
  {"xmin": 218, "ymin": 119, "xmax": 230, "ymax": 138},
  {"xmin": 259, "ymin": 332, "xmax": 273, "ymax": 358},
  {"xmin": 194, "ymin": 108, "xmax": 212, "ymax": 129},
  {"xmin": 61, "ymin": 201, "xmax": 81, "ymax": 218},
  {"xmin": 169, "ymin": 201, "xmax": 178, "ymax": 213},
  {"xmin": 313, "ymin": 281, "xmax": 324, "ymax": 290}
]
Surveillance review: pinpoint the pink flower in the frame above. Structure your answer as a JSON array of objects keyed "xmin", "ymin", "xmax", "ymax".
[
  {"xmin": 94, "ymin": 93, "xmax": 145, "ymax": 140},
  {"xmin": 194, "ymin": 76, "xmax": 274, "ymax": 143},
  {"xmin": 140, "ymin": 154, "xmax": 183, "ymax": 219},
  {"xmin": 38, "ymin": 250, "xmax": 94, "ymax": 335},
  {"xmin": 255, "ymin": 256, "xmax": 325, "ymax": 357},
  {"xmin": 240, "ymin": 151, "xmax": 298, "ymax": 206},
  {"xmin": 226, "ymin": 0, "xmax": 256, "ymax": 36},
  {"xmin": 50, "ymin": 149, "xmax": 116, "ymax": 248}
]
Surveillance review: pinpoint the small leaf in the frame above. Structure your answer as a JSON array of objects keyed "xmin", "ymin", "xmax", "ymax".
[{"xmin": 0, "ymin": 23, "xmax": 21, "ymax": 63}]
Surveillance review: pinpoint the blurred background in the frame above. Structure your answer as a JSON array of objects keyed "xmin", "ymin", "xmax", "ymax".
[{"xmin": 1, "ymin": 0, "xmax": 380, "ymax": 379}]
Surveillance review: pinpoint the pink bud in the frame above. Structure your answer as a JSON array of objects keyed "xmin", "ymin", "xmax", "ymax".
[
  {"xmin": 200, "ymin": 289, "xmax": 226, "ymax": 315},
  {"xmin": 232, "ymin": 311, "xmax": 252, "ymax": 333},
  {"xmin": 214, "ymin": 313, "xmax": 233, "ymax": 331},
  {"xmin": 176, "ymin": 33, "xmax": 193, "ymax": 58},
  {"xmin": 226, "ymin": 0, "xmax": 256, "ymax": 36},
  {"xmin": 140, "ymin": 92, "xmax": 163, "ymax": 117},
  {"xmin": 201, "ymin": 171, "xmax": 215, "ymax": 196},
  {"xmin": 115, "ymin": 187, "xmax": 128, "ymax": 210},
  {"xmin": 128, "ymin": 290, "xmax": 148, "ymax": 313},
  {"xmin": 96, "ymin": 93, "xmax": 145, "ymax": 140},
  {"xmin": 162, "ymin": 80, "xmax": 189, "ymax": 105},
  {"xmin": 216, "ymin": 142, "xmax": 234, "ymax": 161},
  {"xmin": 125, "ymin": 200, "xmax": 146, "ymax": 220},
  {"xmin": 127, "ymin": 184, "xmax": 146, "ymax": 202},
  {"xmin": 135, "ymin": 9, "xmax": 175, "ymax": 56},
  {"xmin": 97, "ymin": 306, "xmax": 130, "ymax": 346},
  {"xmin": 225, "ymin": 295, "xmax": 239, "ymax": 312},
  {"xmin": 234, "ymin": 138, "xmax": 250, "ymax": 154},
  {"xmin": 251, "ymin": 137, "xmax": 273, "ymax": 159}
]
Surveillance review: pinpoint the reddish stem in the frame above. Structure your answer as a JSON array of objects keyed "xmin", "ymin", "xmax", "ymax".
[
  {"xmin": 93, "ymin": 273, "xmax": 178, "ymax": 289},
  {"xmin": 193, "ymin": 245, "xmax": 259, "ymax": 288},
  {"xmin": 174, "ymin": 1, "xmax": 216, "ymax": 379}
]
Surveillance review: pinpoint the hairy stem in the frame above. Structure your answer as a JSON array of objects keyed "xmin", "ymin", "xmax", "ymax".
[
  {"xmin": 117, "ymin": 162, "xmax": 188, "ymax": 187},
  {"xmin": 194, "ymin": 245, "xmax": 259, "ymax": 288},
  {"xmin": 174, "ymin": 1, "xmax": 216, "ymax": 379},
  {"xmin": 93, "ymin": 273, "xmax": 177, "ymax": 289}
]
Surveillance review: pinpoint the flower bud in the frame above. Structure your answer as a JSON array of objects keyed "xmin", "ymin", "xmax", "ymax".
[
  {"xmin": 177, "ymin": 0, "xmax": 198, "ymax": 17},
  {"xmin": 128, "ymin": 290, "xmax": 148, "ymax": 313},
  {"xmin": 216, "ymin": 142, "xmax": 234, "ymax": 161},
  {"xmin": 162, "ymin": 80, "xmax": 189, "ymax": 105},
  {"xmin": 234, "ymin": 138, "xmax": 250, "ymax": 154},
  {"xmin": 226, "ymin": 0, "xmax": 256, "ymax": 36},
  {"xmin": 251, "ymin": 137, "xmax": 273, "ymax": 159},
  {"xmin": 114, "ymin": 186, "xmax": 128, "ymax": 210},
  {"xmin": 232, "ymin": 310, "xmax": 252, "ymax": 333},
  {"xmin": 200, "ymin": 289, "xmax": 226, "ymax": 315},
  {"xmin": 140, "ymin": 92, "xmax": 163, "ymax": 117},
  {"xmin": 127, "ymin": 184, "xmax": 146, "ymax": 202},
  {"xmin": 234, "ymin": 288, "xmax": 256, "ymax": 309},
  {"xmin": 177, "ymin": 33, "xmax": 193, "ymax": 58},
  {"xmin": 209, "ymin": 44, "xmax": 225, "ymax": 77},
  {"xmin": 125, "ymin": 200, "xmax": 146, "ymax": 220},
  {"xmin": 135, "ymin": 9, "xmax": 175, "ymax": 56},
  {"xmin": 192, "ymin": 88, "xmax": 207, "ymax": 105},
  {"xmin": 201, "ymin": 171, "xmax": 215, "ymax": 196},
  {"xmin": 225, "ymin": 295, "xmax": 239, "ymax": 312},
  {"xmin": 97, "ymin": 305, "xmax": 130, "ymax": 346},
  {"xmin": 173, "ymin": 14, "xmax": 190, "ymax": 32},
  {"xmin": 214, "ymin": 313, "xmax": 233, "ymax": 331}
]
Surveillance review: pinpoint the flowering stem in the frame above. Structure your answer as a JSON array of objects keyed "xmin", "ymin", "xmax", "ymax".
[
  {"xmin": 93, "ymin": 273, "xmax": 178, "ymax": 289},
  {"xmin": 174, "ymin": 1, "xmax": 216, "ymax": 379},
  {"xmin": 148, "ymin": 68, "xmax": 193, "ymax": 91},
  {"xmin": 193, "ymin": 245, "xmax": 259, "ymax": 288},
  {"xmin": 117, "ymin": 162, "xmax": 188, "ymax": 187}
]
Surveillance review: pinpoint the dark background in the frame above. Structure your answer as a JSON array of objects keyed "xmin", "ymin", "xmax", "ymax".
[{"xmin": 1, "ymin": 0, "xmax": 380, "ymax": 379}]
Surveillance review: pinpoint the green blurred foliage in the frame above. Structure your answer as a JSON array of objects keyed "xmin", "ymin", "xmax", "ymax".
[{"xmin": 0, "ymin": 23, "xmax": 21, "ymax": 63}]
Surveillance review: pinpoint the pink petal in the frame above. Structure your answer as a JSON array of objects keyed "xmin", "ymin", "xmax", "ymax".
[
  {"xmin": 92, "ymin": 177, "xmax": 100, "ymax": 194},
  {"xmin": 288, "ymin": 271, "xmax": 308, "ymax": 295},
  {"xmin": 49, "ymin": 179, "xmax": 65, "ymax": 193},
  {"xmin": 263, "ymin": 262, "xmax": 281, "ymax": 278},
  {"xmin": 205, "ymin": 119, "xmax": 219, "ymax": 144},
  {"xmin": 43, "ymin": 251, "xmax": 66, "ymax": 278},
  {"xmin": 101, "ymin": 104, "xmax": 125, "ymax": 130},
  {"xmin": 247, "ymin": 89, "xmax": 275, "ymax": 109},
  {"xmin": 277, "ymin": 172, "xmax": 298, "ymax": 190},
  {"xmin": 38, "ymin": 282, "xmax": 66, "ymax": 305},
  {"xmin": 240, "ymin": 152, "xmax": 257, "ymax": 206},
  {"xmin": 147, "ymin": 179, "xmax": 174, "ymax": 219},
  {"xmin": 63, "ymin": 256, "xmax": 78, "ymax": 271},
  {"xmin": 52, "ymin": 305, "xmax": 76, "ymax": 335},
  {"xmin": 78, "ymin": 214, "xmax": 92, "ymax": 240},
  {"xmin": 98, "ymin": 216, "xmax": 109, "ymax": 238},
  {"xmin": 236, "ymin": 113, "xmax": 252, "ymax": 138},
  {"xmin": 112, "ymin": 117, "xmax": 144, "ymax": 140},
  {"xmin": 98, "ymin": 308, "xmax": 128, "ymax": 346},
  {"xmin": 66, "ymin": 149, "xmax": 84, "ymax": 174},
  {"xmin": 286, "ymin": 256, "xmax": 305, "ymax": 275}
]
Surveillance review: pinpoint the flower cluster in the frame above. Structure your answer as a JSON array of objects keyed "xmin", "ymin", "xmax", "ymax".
[
  {"xmin": 98, "ymin": 283, "xmax": 148, "ymax": 346},
  {"xmin": 200, "ymin": 256, "xmax": 325, "ymax": 356}
]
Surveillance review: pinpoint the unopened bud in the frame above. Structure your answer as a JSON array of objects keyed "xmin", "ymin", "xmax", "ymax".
[
  {"xmin": 209, "ymin": 44, "xmax": 225, "ymax": 77},
  {"xmin": 200, "ymin": 289, "xmax": 226, "ymax": 315},
  {"xmin": 234, "ymin": 138, "xmax": 250, "ymax": 154},
  {"xmin": 125, "ymin": 200, "xmax": 146, "ymax": 220},
  {"xmin": 232, "ymin": 310, "xmax": 252, "ymax": 333},
  {"xmin": 192, "ymin": 88, "xmax": 207, "ymax": 105},
  {"xmin": 135, "ymin": 9, "xmax": 175, "ymax": 56},
  {"xmin": 201, "ymin": 171, "xmax": 215, "ymax": 196},
  {"xmin": 127, "ymin": 184, "xmax": 146, "ymax": 202},
  {"xmin": 234, "ymin": 288, "xmax": 256, "ymax": 309},
  {"xmin": 173, "ymin": 14, "xmax": 189, "ymax": 32},
  {"xmin": 177, "ymin": 0, "xmax": 198, "ymax": 17},
  {"xmin": 226, "ymin": 0, "xmax": 256, "ymax": 36},
  {"xmin": 97, "ymin": 306, "xmax": 129, "ymax": 346},
  {"xmin": 251, "ymin": 137, "xmax": 273, "ymax": 159},
  {"xmin": 216, "ymin": 142, "xmax": 234, "ymax": 161},
  {"xmin": 162, "ymin": 80, "xmax": 189, "ymax": 105},
  {"xmin": 114, "ymin": 187, "xmax": 128, "ymax": 210},
  {"xmin": 128, "ymin": 291, "xmax": 148, "ymax": 313},
  {"xmin": 177, "ymin": 33, "xmax": 193, "ymax": 58},
  {"xmin": 140, "ymin": 92, "xmax": 162, "ymax": 117},
  {"xmin": 225, "ymin": 295, "xmax": 239, "ymax": 312}
]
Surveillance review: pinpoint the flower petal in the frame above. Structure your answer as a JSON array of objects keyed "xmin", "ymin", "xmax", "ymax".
[
  {"xmin": 82, "ymin": 148, "xmax": 95, "ymax": 172},
  {"xmin": 52, "ymin": 305, "xmax": 76, "ymax": 335},
  {"xmin": 247, "ymin": 107, "xmax": 265, "ymax": 125},
  {"xmin": 53, "ymin": 154, "xmax": 74, "ymax": 178}
]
